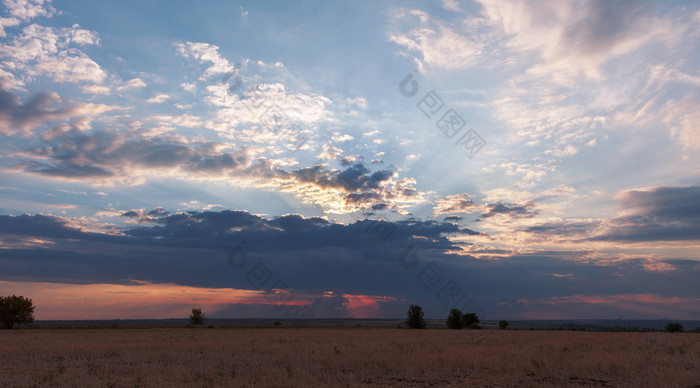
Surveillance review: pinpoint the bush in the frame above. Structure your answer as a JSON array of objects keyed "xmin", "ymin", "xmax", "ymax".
[
  {"xmin": 274, "ymin": 320, "xmax": 282, "ymax": 326},
  {"xmin": 0, "ymin": 295, "xmax": 35, "ymax": 330},
  {"xmin": 446, "ymin": 309, "xmax": 466, "ymax": 329},
  {"xmin": 405, "ymin": 304, "xmax": 426, "ymax": 329},
  {"xmin": 665, "ymin": 322, "xmax": 683, "ymax": 333},
  {"xmin": 189, "ymin": 307, "xmax": 205, "ymax": 325},
  {"xmin": 462, "ymin": 312, "xmax": 480, "ymax": 329},
  {"xmin": 499, "ymin": 320, "xmax": 509, "ymax": 330}
]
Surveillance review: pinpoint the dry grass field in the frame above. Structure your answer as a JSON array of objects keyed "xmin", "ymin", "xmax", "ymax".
[{"xmin": 1, "ymin": 328, "xmax": 699, "ymax": 387}]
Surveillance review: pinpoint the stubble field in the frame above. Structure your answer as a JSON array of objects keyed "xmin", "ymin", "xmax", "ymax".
[{"xmin": 1, "ymin": 328, "xmax": 698, "ymax": 387}]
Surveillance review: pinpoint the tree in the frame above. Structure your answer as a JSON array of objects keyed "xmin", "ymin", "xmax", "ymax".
[
  {"xmin": 189, "ymin": 307, "xmax": 205, "ymax": 325},
  {"xmin": 499, "ymin": 320, "xmax": 509, "ymax": 330},
  {"xmin": 446, "ymin": 309, "xmax": 465, "ymax": 329},
  {"xmin": 462, "ymin": 312, "xmax": 480, "ymax": 329},
  {"xmin": 405, "ymin": 304, "xmax": 426, "ymax": 329},
  {"xmin": 0, "ymin": 295, "xmax": 35, "ymax": 330},
  {"xmin": 665, "ymin": 322, "xmax": 683, "ymax": 333}
]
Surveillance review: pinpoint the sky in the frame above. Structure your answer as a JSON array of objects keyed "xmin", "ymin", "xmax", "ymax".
[{"xmin": 0, "ymin": 0, "xmax": 699, "ymax": 321}]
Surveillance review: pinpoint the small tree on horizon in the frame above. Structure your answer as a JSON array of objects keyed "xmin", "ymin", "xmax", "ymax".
[
  {"xmin": 499, "ymin": 320, "xmax": 509, "ymax": 330},
  {"xmin": 405, "ymin": 304, "xmax": 426, "ymax": 329},
  {"xmin": 462, "ymin": 312, "xmax": 480, "ymax": 329},
  {"xmin": 0, "ymin": 295, "xmax": 35, "ymax": 330},
  {"xmin": 446, "ymin": 309, "xmax": 466, "ymax": 329},
  {"xmin": 189, "ymin": 307, "xmax": 205, "ymax": 325},
  {"xmin": 665, "ymin": 322, "xmax": 683, "ymax": 333}
]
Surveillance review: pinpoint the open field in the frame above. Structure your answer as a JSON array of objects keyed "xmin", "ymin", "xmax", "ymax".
[{"xmin": 1, "ymin": 328, "xmax": 699, "ymax": 387}]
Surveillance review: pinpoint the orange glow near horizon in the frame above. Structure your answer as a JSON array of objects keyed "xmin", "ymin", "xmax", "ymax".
[{"xmin": 0, "ymin": 280, "xmax": 309, "ymax": 320}]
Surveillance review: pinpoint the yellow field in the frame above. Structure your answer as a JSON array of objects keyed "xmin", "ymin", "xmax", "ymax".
[{"xmin": 1, "ymin": 328, "xmax": 698, "ymax": 387}]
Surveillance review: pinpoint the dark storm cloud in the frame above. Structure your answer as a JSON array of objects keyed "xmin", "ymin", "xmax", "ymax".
[
  {"xmin": 591, "ymin": 186, "xmax": 700, "ymax": 242},
  {"xmin": 0, "ymin": 211, "xmax": 492, "ymax": 320},
  {"xmin": 287, "ymin": 162, "xmax": 394, "ymax": 192},
  {"xmin": 24, "ymin": 161, "xmax": 114, "ymax": 178},
  {"xmin": 0, "ymin": 89, "xmax": 90, "ymax": 135},
  {"xmin": 278, "ymin": 161, "xmax": 419, "ymax": 210},
  {"xmin": 523, "ymin": 220, "xmax": 601, "ymax": 237},
  {"xmin": 0, "ymin": 214, "xmax": 90, "ymax": 240},
  {"xmin": 0, "ymin": 210, "xmax": 479, "ymax": 289},
  {"xmin": 372, "ymin": 203, "xmax": 388, "ymax": 211},
  {"xmin": 147, "ymin": 207, "xmax": 168, "ymax": 216},
  {"xmin": 561, "ymin": 0, "xmax": 653, "ymax": 56},
  {"xmin": 622, "ymin": 186, "xmax": 700, "ymax": 220},
  {"xmin": 480, "ymin": 201, "xmax": 537, "ymax": 219},
  {"xmin": 14, "ymin": 119, "xmax": 416, "ymax": 210},
  {"xmin": 120, "ymin": 207, "xmax": 171, "ymax": 224},
  {"xmin": 18, "ymin": 129, "xmax": 249, "ymax": 178},
  {"xmin": 1, "ymin": 209, "xmax": 698, "ymax": 318}
]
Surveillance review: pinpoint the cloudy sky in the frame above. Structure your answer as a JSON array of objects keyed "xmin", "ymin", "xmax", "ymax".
[{"xmin": 1, "ymin": 0, "xmax": 699, "ymax": 321}]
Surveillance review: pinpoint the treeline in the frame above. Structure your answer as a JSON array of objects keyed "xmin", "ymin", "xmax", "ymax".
[{"xmin": 400, "ymin": 304, "xmax": 699, "ymax": 333}]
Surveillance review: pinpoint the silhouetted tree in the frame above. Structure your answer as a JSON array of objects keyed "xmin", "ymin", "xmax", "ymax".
[
  {"xmin": 462, "ymin": 312, "xmax": 480, "ymax": 329},
  {"xmin": 665, "ymin": 322, "xmax": 683, "ymax": 333},
  {"xmin": 405, "ymin": 304, "xmax": 426, "ymax": 329},
  {"xmin": 189, "ymin": 307, "xmax": 205, "ymax": 325},
  {"xmin": 446, "ymin": 309, "xmax": 465, "ymax": 329},
  {"xmin": 499, "ymin": 320, "xmax": 509, "ymax": 330},
  {"xmin": 0, "ymin": 295, "xmax": 35, "ymax": 330}
]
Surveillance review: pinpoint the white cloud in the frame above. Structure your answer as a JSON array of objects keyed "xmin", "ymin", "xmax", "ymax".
[
  {"xmin": 477, "ymin": 0, "xmax": 671, "ymax": 80},
  {"xmin": 150, "ymin": 114, "xmax": 202, "ymax": 128},
  {"xmin": 180, "ymin": 82, "xmax": 196, "ymax": 92},
  {"xmin": 2, "ymin": 0, "xmax": 54, "ymax": 21},
  {"xmin": 332, "ymin": 134, "xmax": 354, "ymax": 142},
  {"xmin": 345, "ymin": 97, "xmax": 367, "ymax": 108},
  {"xmin": 81, "ymin": 84, "xmax": 110, "ymax": 94},
  {"xmin": 118, "ymin": 78, "xmax": 147, "ymax": 90},
  {"xmin": 391, "ymin": 1, "xmax": 700, "ymax": 160},
  {"xmin": 176, "ymin": 41, "xmax": 232, "ymax": 79},
  {"xmin": 0, "ymin": 21, "xmax": 105, "ymax": 84},
  {"xmin": 174, "ymin": 103, "xmax": 194, "ymax": 110},
  {"xmin": 0, "ymin": 23, "xmax": 61, "ymax": 62},
  {"xmin": 316, "ymin": 143, "xmax": 343, "ymax": 160},
  {"xmin": 34, "ymin": 53, "xmax": 105, "ymax": 83},
  {"xmin": 663, "ymin": 96, "xmax": 700, "ymax": 150},
  {"xmin": 67, "ymin": 24, "xmax": 99, "ymax": 45},
  {"xmin": 204, "ymin": 82, "xmax": 332, "ymax": 143},
  {"xmin": 442, "ymin": 0, "xmax": 462, "ymax": 13},
  {"xmin": 0, "ymin": 67, "xmax": 24, "ymax": 90},
  {"xmin": 0, "ymin": 17, "xmax": 20, "ymax": 37},
  {"xmin": 390, "ymin": 9, "xmax": 483, "ymax": 70},
  {"xmin": 145, "ymin": 93, "xmax": 171, "ymax": 104}
]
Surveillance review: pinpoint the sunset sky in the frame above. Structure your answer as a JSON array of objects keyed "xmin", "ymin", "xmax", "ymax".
[{"xmin": 1, "ymin": 0, "xmax": 699, "ymax": 321}]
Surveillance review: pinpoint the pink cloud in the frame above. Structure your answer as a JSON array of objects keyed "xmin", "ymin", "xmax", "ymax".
[{"xmin": 342, "ymin": 294, "xmax": 401, "ymax": 318}]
